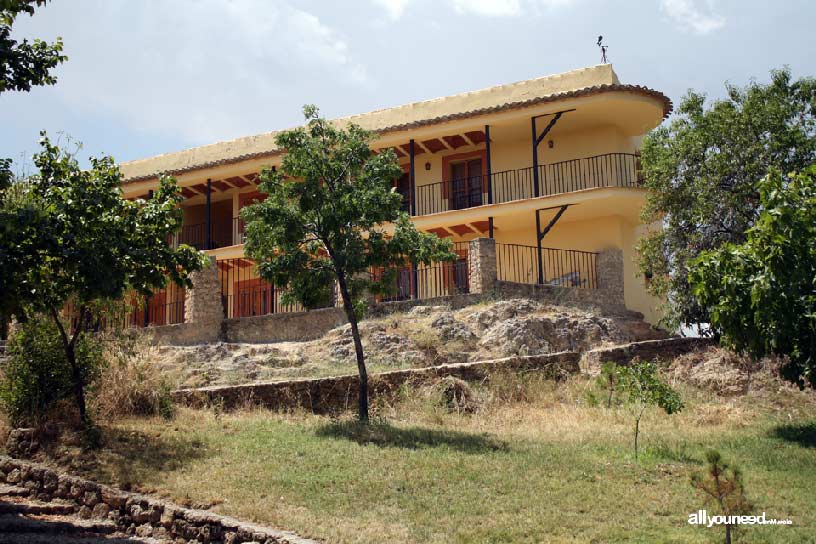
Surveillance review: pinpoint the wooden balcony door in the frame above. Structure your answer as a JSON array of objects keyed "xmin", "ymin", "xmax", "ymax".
[{"xmin": 449, "ymin": 158, "xmax": 483, "ymax": 210}]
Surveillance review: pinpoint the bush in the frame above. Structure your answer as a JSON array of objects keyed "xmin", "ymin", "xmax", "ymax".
[
  {"xmin": 0, "ymin": 315, "xmax": 103, "ymax": 426},
  {"xmin": 92, "ymin": 333, "xmax": 176, "ymax": 420}
]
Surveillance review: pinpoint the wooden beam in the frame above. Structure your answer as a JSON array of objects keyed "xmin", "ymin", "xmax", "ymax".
[
  {"xmin": 226, "ymin": 176, "xmax": 250, "ymax": 188},
  {"xmin": 427, "ymin": 227, "xmax": 453, "ymax": 238},
  {"xmin": 421, "ymin": 138, "xmax": 447, "ymax": 153},
  {"xmin": 180, "ymin": 187, "xmax": 198, "ymax": 199},
  {"xmin": 443, "ymin": 135, "xmax": 468, "ymax": 149},
  {"xmin": 210, "ymin": 180, "xmax": 230, "ymax": 192},
  {"xmin": 464, "ymin": 130, "xmax": 486, "ymax": 144},
  {"xmin": 449, "ymin": 224, "xmax": 476, "ymax": 236}
]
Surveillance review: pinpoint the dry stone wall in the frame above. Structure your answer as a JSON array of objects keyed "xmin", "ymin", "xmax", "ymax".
[
  {"xmin": 173, "ymin": 351, "xmax": 581, "ymax": 412},
  {"xmin": 0, "ymin": 456, "xmax": 317, "ymax": 544}
]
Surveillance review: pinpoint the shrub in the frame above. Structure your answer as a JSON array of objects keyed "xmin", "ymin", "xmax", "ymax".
[
  {"xmin": 92, "ymin": 333, "xmax": 176, "ymax": 420},
  {"xmin": 691, "ymin": 450, "xmax": 752, "ymax": 544},
  {"xmin": 615, "ymin": 359, "xmax": 684, "ymax": 460},
  {"xmin": 0, "ymin": 315, "xmax": 103, "ymax": 426}
]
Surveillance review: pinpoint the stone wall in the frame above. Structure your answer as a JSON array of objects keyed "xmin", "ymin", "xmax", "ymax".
[
  {"xmin": 183, "ymin": 256, "xmax": 223, "ymax": 342},
  {"xmin": 222, "ymin": 306, "xmax": 348, "ymax": 343},
  {"xmin": 468, "ymin": 237, "xmax": 497, "ymax": 294},
  {"xmin": 596, "ymin": 248, "xmax": 625, "ymax": 304},
  {"xmin": 173, "ymin": 351, "xmax": 580, "ymax": 412},
  {"xmin": 494, "ymin": 281, "xmax": 628, "ymax": 315},
  {"xmin": 0, "ymin": 456, "xmax": 316, "ymax": 544},
  {"xmin": 580, "ymin": 337, "xmax": 714, "ymax": 374}
]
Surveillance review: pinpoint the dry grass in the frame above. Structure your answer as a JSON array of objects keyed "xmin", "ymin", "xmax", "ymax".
[
  {"xmin": 28, "ymin": 357, "xmax": 816, "ymax": 544},
  {"xmin": 92, "ymin": 333, "xmax": 178, "ymax": 420}
]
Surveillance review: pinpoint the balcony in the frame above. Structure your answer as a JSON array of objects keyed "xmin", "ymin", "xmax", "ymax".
[
  {"xmin": 413, "ymin": 152, "xmax": 641, "ymax": 216},
  {"xmin": 169, "ymin": 152, "xmax": 642, "ymax": 251}
]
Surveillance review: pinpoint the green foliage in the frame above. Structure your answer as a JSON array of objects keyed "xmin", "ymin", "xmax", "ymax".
[
  {"xmin": 243, "ymin": 105, "xmax": 456, "ymax": 421},
  {"xmin": 691, "ymin": 450, "xmax": 752, "ymax": 544},
  {"xmin": 0, "ymin": 134, "xmax": 205, "ymax": 425},
  {"xmin": 0, "ymin": 0, "xmax": 67, "ymax": 93},
  {"xmin": 614, "ymin": 360, "xmax": 683, "ymax": 460},
  {"xmin": 638, "ymin": 68, "xmax": 816, "ymax": 329},
  {"xmin": 0, "ymin": 314, "xmax": 102, "ymax": 426},
  {"xmin": 689, "ymin": 168, "xmax": 816, "ymax": 388},
  {"xmin": 590, "ymin": 361, "xmax": 624, "ymax": 408}
]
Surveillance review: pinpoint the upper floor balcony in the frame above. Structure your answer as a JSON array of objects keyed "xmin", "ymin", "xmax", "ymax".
[{"xmin": 166, "ymin": 149, "xmax": 643, "ymax": 251}]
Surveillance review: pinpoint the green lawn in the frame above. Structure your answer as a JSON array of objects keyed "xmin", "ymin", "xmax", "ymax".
[{"xmin": 56, "ymin": 375, "xmax": 816, "ymax": 543}]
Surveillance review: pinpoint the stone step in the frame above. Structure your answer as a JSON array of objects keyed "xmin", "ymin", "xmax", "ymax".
[
  {"xmin": 0, "ymin": 533, "xmax": 155, "ymax": 544},
  {"xmin": 0, "ymin": 485, "xmax": 29, "ymax": 497},
  {"xmin": 0, "ymin": 499, "xmax": 76, "ymax": 516},
  {"xmin": 0, "ymin": 513, "xmax": 117, "ymax": 536}
]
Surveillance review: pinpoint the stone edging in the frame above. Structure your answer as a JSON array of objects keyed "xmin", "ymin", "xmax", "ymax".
[
  {"xmin": 0, "ymin": 455, "xmax": 318, "ymax": 544},
  {"xmin": 581, "ymin": 336, "xmax": 714, "ymax": 374},
  {"xmin": 172, "ymin": 352, "xmax": 581, "ymax": 411}
]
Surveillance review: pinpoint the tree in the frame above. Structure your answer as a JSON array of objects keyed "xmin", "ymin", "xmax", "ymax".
[
  {"xmin": 243, "ymin": 105, "xmax": 456, "ymax": 422},
  {"xmin": 2, "ymin": 134, "xmax": 205, "ymax": 428},
  {"xmin": 691, "ymin": 450, "xmax": 752, "ymax": 544},
  {"xmin": 638, "ymin": 68, "xmax": 816, "ymax": 330},
  {"xmin": 1, "ymin": 0, "xmax": 67, "ymax": 93},
  {"xmin": 615, "ymin": 359, "xmax": 683, "ymax": 460},
  {"xmin": 689, "ymin": 168, "xmax": 816, "ymax": 389}
]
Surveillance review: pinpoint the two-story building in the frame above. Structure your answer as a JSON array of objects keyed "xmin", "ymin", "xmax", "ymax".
[{"xmin": 118, "ymin": 64, "xmax": 671, "ymax": 327}]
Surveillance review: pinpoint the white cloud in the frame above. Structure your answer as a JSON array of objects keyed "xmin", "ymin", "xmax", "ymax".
[
  {"xmin": 371, "ymin": 0, "xmax": 412, "ymax": 20},
  {"xmin": 371, "ymin": 0, "xmax": 575, "ymax": 20},
  {"xmin": 451, "ymin": 0, "xmax": 522, "ymax": 17},
  {"xmin": 660, "ymin": 0, "xmax": 725, "ymax": 34},
  {"xmin": 12, "ymin": 0, "xmax": 371, "ymax": 145}
]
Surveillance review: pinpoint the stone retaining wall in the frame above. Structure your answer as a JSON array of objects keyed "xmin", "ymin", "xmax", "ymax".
[
  {"xmin": 494, "ymin": 281, "xmax": 628, "ymax": 315},
  {"xmin": 0, "ymin": 456, "xmax": 316, "ymax": 544},
  {"xmin": 222, "ymin": 306, "xmax": 348, "ymax": 343},
  {"xmin": 173, "ymin": 352, "xmax": 581, "ymax": 412},
  {"xmin": 580, "ymin": 337, "xmax": 714, "ymax": 374}
]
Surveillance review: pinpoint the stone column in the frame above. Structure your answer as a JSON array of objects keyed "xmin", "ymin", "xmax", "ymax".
[
  {"xmin": 468, "ymin": 237, "xmax": 497, "ymax": 294},
  {"xmin": 184, "ymin": 256, "xmax": 223, "ymax": 342},
  {"xmin": 596, "ymin": 248, "xmax": 625, "ymax": 304}
]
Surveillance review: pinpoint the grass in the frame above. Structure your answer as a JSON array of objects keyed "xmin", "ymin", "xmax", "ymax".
[{"xmin": 21, "ymin": 372, "xmax": 816, "ymax": 543}]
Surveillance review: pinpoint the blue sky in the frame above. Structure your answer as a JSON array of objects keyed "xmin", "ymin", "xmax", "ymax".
[{"xmin": 1, "ymin": 0, "xmax": 813, "ymax": 170}]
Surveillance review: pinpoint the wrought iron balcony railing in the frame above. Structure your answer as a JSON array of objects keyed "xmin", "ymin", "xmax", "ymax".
[{"xmin": 413, "ymin": 152, "xmax": 641, "ymax": 216}]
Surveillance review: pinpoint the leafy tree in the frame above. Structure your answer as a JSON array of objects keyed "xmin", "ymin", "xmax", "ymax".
[
  {"xmin": 638, "ymin": 68, "xmax": 816, "ymax": 329},
  {"xmin": 0, "ymin": 314, "xmax": 101, "ymax": 426},
  {"xmin": 689, "ymin": 168, "xmax": 816, "ymax": 388},
  {"xmin": 243, "ymin": 105, "xmax": 456, "ymax": 422},
  {"xmin": 615, "ymin": 359, "xmax": 683, "ymax": 460},
  {"xmin": 2, "ymin": 134, "xmax": 204, "ymax": 428},
  {"xmin": 691, "ymin": 450, "xmax": 752, "ymax": 544},
  {"xmin": 1, "ymin": 0, "xmax": 67, "ymax": 93}
]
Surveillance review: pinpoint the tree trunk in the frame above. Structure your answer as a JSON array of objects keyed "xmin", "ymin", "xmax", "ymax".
[
  {"xmin": 337, "ymin": 272, "xmax": 369, "ymax": 422},
  {"xmin": 634, "ymin": 416, "xmax": 640, "ymax": 461},
  {"xmin": 66, "ymin": 343, "xmax": 88, "ymax": 426},
  {"xmin": 49, "ymin": 306, "xmax": 89, "ymax": 427},
  {"xmin": 724, "ymin": 523, "xmax": 731, "ymax": 544}
]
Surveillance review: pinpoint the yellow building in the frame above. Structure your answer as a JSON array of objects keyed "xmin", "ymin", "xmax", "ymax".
[{"xmin": 119, "ymin": 64, "xmax": 671, "ymax": 326}]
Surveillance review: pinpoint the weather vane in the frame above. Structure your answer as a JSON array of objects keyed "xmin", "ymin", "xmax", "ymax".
[{"xmin": 597, "ymin": 35, "xmax": 609, "ymax": 64}]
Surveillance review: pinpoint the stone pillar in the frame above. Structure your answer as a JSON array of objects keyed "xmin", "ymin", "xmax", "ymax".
[
  {"xmin": 596, "ymin": 248, "xmax": 625, "ymax": 304},
  {"xmin": 468, "ymin": 237, "xmax": 497, "ymax": 294},
  {"xmin": 184, "ymin": 256, "xmax": 223, "ymax": 342}
]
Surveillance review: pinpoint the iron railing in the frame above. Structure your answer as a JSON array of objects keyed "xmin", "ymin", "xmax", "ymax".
[
  {"xmin": 413, "ymin": 153, "xmax": 641, "ymax": 215},
  {"xmin": 217, "ymin": 258, "xmax": 316, "ymax": 319},
  {"xmin": 63, "ymin": 283, "xmax": 186, "ymax": 331},
  {"xmin": 496, "ymin": 243, "xmax": 598, "ymax": 289},
  {"xmin": 372, "ymin": 242, "xmax": 470, "ymax": 301},
  {"xmin": 169, "ymin": 221, "xmax": 234, "ymax": 250}
]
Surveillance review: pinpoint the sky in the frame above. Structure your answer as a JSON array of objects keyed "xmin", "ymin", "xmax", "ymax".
[{"xmin": 1, "ymin": 0, "xmax": 814, "ymax": 170}]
